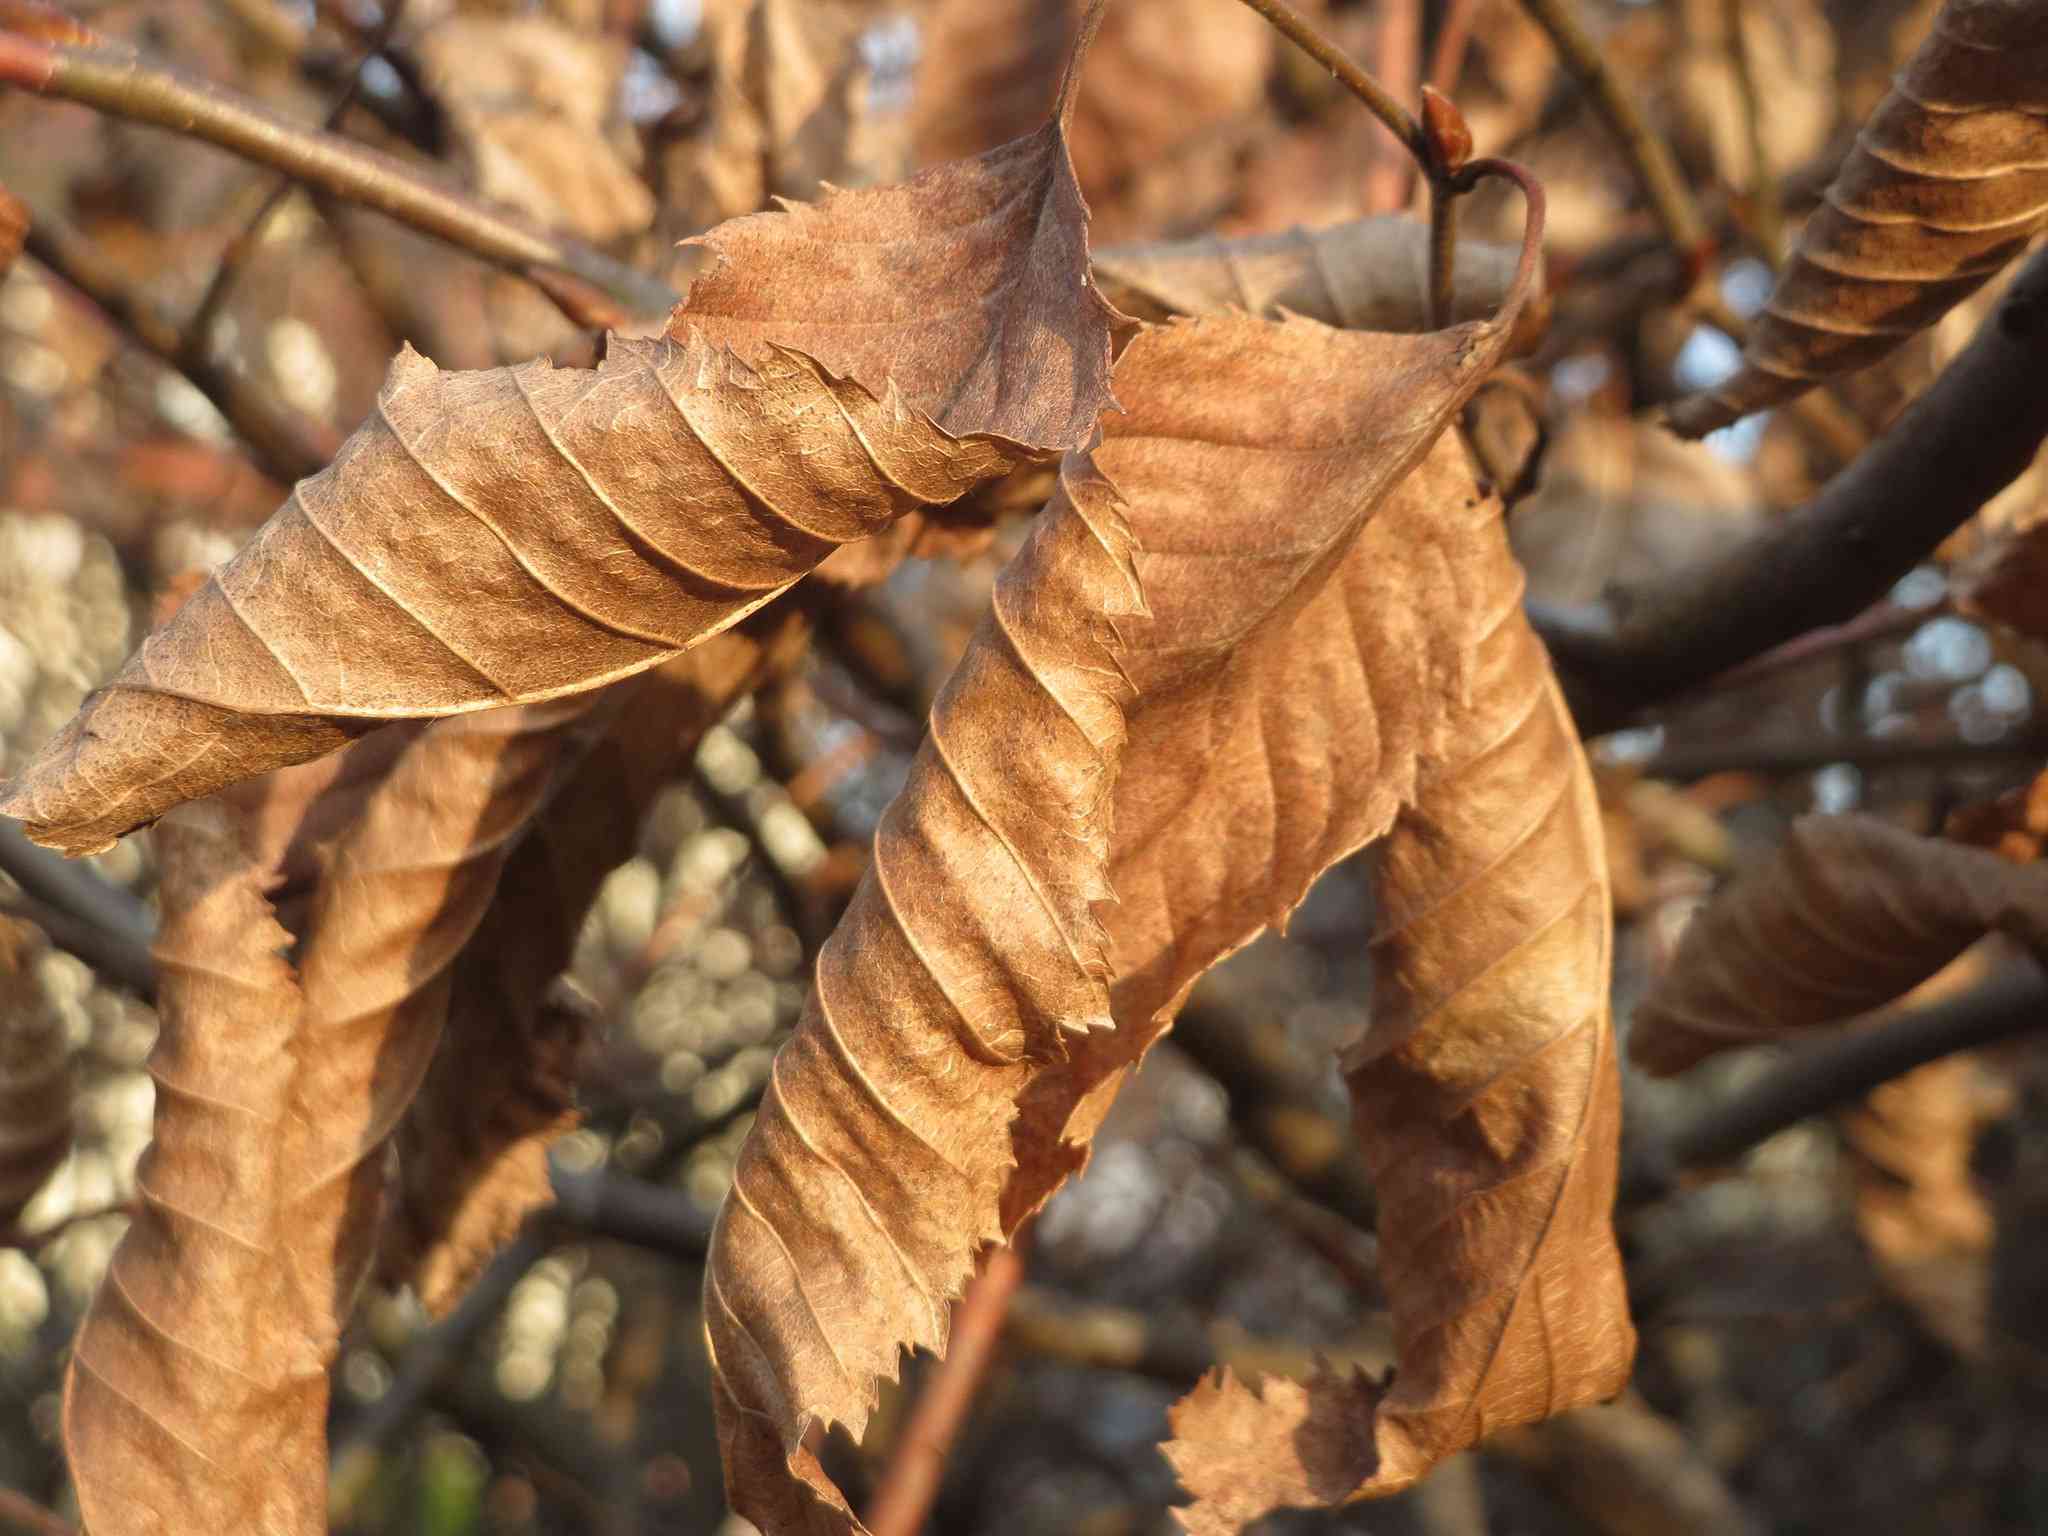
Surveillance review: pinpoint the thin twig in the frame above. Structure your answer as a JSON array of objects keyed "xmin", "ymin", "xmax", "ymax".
[
  {"xmin": 0, "ymin": 32, "xmax": 677, "ymax": 321},
  {"xmin": 1226, "ymin": 0, "xmax": 1431, "ymax": 174},
  {"xmin": 0, "ymin": 1488, "xmax": 71, "ymax": 1536},
  {"xmin": 865, "ymin": 1241, "xmax": 1030, "ymax": 1536},
  {"xmin": 1721, "ymin": 0, "xmax": 1783, "ymax": 266},
  {"xmin": 1428, "ymin": 0, "xmax": 1483, "ymax": 92},
  {"xmin": 1623, "ymin": 967, "xmax": 2048, "ymax": 1206},
  {"xmin": 23, "ymin": 219, "xmax": 339, "ymax": 481},
  {"xmin": 1428, "ymin": 170, "xmax": 1461, "ymax": 327},
  {"xmin": 1536, "ymin": 241, "xmax": 2048, "ymax": 734},
  {"xmin": 0, "ymin": 821, "xmax": 156, "ymax": 997},
  {"xmin": 1635, "ymin": 728, "xmax": 2048, "ymax": 785},
  {"xmin": 1363, "ymin": 0, "xmax": 1422, "ymax": 212},
  {"xmin": 177, "ymin": 0, "xmax": 408, "ymax": 373},
  {"xmin": 1516, "ymin": 0, "xmax": 1711, "ymax": 283}
]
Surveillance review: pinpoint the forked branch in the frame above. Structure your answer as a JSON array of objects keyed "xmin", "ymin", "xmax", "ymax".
[{"xmin": 0, "ymin": 30, "xmax": 677, "ymax": 320}]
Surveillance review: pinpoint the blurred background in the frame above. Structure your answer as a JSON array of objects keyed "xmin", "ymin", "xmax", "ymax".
[{"xmin": 3, "ymin": 0, "xmax": 2047, "ymax": 1532}]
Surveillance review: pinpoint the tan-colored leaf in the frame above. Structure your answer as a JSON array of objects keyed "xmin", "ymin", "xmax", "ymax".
[
  {"xmin": 708, "ymin": 205, "xmax": 1550, "ymax": 1531},
  {"xmin": 0, "ymin": 23, "xmax": 1120, "ymax": 856},
  {"xmin": 1093, "ymin": 216, "xmax": 1536, "ymax": 339},
  {"xmin": 1162, "ymin": 503, "xmax": 1632, "ymax": 1531},
  {"xmin": 64, "ymin": 800, "xmax": 323, "ymax": 1536},
  {"xmin": 0, "ymin": 914, "xmax": 69, "ymax": 1226},
  {"xmin": 414, "ymin": 15, "xmax": 655, "ymax": 244},
  {"xmin": 1631, "ymin": 814, "xmax": 2048, "ymax": 1075},
  {"xmin": 383, "ymin": 614, "xmax": 812, "ymax": 1312},
  {"xmin": 1669, "ymin": 0, "xmax": 2048, "ymax": 435}
]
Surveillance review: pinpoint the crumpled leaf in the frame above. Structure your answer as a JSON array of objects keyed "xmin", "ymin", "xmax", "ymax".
[
  {"xmin": 0, "ymin": 914, "xmax": 69, "ymax": 1226},
  {"xmin": 1161, "ymin": 471, "xmax": 1632, "ymax": 1531},
  {"xmin": 1631, "ymin": 814, "xmax": 2048, "ymax": 1075},
  {"xmin": 1094, "ymin": 216, "xmax": 1537, "ymax": 340},
  {"xmin": 413, "ymin": 15, "xmax": 654, "ymax": 244},
  {"xmin": 64, "ymin": 800, "xmax": 324, "ymax": 1536},
  {"xmin": 1670, "ymin": 0, "xmax": 2048, "ymax": 435},
  {"xmin": 382, "ymin": 614, "xmax": 812, "ymax": 1312},
  {"xmin": 0, "ymin": 18, "xmax": 1120, "ymax": 856},
  {"xmin": 708, "ymin": 198, "xmax": 1555, "ymax": 1532}
]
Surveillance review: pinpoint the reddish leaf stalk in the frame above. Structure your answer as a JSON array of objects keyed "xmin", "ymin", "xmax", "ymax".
[{"xmin": 863, "ymin": 1243, "xmax": 1030, "ymax": 1536}]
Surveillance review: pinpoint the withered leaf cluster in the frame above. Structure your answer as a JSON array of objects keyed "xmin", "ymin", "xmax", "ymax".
[{"xmin": 2, "ymin": 8, "xmax": 1644, "ymax": 1534}]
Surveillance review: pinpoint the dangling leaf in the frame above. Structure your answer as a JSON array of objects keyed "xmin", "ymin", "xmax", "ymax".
[
  {"xmin": 64, "ymin": 801, "xmax": 324, "ymax": 1536},
  {"xmin": 1165, "ymin": 600, "xmax": 1632, "ymax": 1528},
  {"xmin": 707, "ymin": 196, "xmax": 1551, "ymax": 1533},
  {"xmin": 1631, "ymin": 813, "xmax": 2048, "ymax": 1075},
  {"xmin": 1669, "ymin": 0, "xmax": 2048, "ymax": 435},
  {"xmin": 0, "ymin": 6, "xmax": 1121, "ymax": 856}
]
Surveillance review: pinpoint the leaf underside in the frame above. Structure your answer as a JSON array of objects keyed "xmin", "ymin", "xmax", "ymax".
[
  {"xmin": 1669, "ymin": 0, "xmax": 2048, "ymax": 435},
  {"xmin": 1631, "ymin": 813, "xmax": 2048, "ymax": 1076}
]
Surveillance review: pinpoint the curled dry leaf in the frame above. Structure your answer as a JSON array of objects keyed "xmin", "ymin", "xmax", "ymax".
[
  {"xmin": 1669, "ymin": 0, "xmax": 2048, "ymax": 435},
  {"xmin": 1093, "ymin": 216, "xmax": 1538, "ymax": 340},
  {"xmin": 383, "ymin": 614, "xmax": 812, "ymax": 1312},
  {"xmin": 706, "ymin": 437, "xmax": 1144, "ymax": 1536},
  {"xmin": 708, "ymin": 192, "xmax": 1582, "ymax": 1531},
  {"xmin": 0, "ymin": 21, "xmax": 1121, "ymax": 856},
  {"xmin": 1162, "ymin": 472, "xmax": 1631, "ymax": 1531},
  {"xmin": 413, "ymin": 14, "xmax": 655, "ymax": 244},
  {"xmin": 1631, "ymin": 814, "xmax": 2048, "ymax": 1075},
  {"xmin": 0, "ymin": 914, "xmax": 69, "ymax": 1226},
  {"xmin": 65, "ymin": 801, "xmax": 324, "ymax": 1536}
]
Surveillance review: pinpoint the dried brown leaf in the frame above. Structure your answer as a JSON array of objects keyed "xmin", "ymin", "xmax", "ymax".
[
  {"xmin": 383, "ymin": 614, "xmax": 812, "ymax": 1312},
  {"xmin": 1670, "ymin": 0, "xmax": 2048, "ymax": 435},
  {"xmin": 1093, "ymin": 216, "xmax": 1535, "ymax": 337},
  {"xmin": 709, "ymin": 201, "xmax": 1554, "ymax": 1531},
  {"xmin": 0, "ymin": 915, "xmax": 68, "ymax": 1226},
  {"xmin": 414, "ymin": 15, "xmax": 655, "ymax": 244},
  {"xmin": 64, "ymin": 801, "xmax": 323, "ymax": 1536},
  {"xmin": 0, "ymin": 32, "xmax": 1119, "ymax": 856},
  {"xmin": 1631, "ymin": 814, "xmax": 2048, "ymax": 1075},
  {"xmin": 1162, "ymin": 500, "xmax": 1632, "ymax": 1530}
]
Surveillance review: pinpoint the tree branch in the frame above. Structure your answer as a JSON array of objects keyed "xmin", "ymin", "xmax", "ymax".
[
  {"xmin": 0, "ymin": 821, "xmax": 156, "ymax": 996},
  {"xmin": 1226, "ymin": 0, "xmax": 1431, "ymax": 174},
  {"xmin": 1538, "ymin": 242, "xmax": 2048, "ymax": 734},
  {"xmin": 0, "ymin": 32, "xmax": 678, "ymax": 322},
  {"xmin": 23, "ymin": 217, "xmax": 340, "ymax": 481},
  {"xmin": 1515, "ymin": 0, "xmax": 1710, "ymax": 281},
  {"xmin": 1622, "ymin": 966, "xmax": 2048, "ymax": 1206}
]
